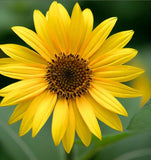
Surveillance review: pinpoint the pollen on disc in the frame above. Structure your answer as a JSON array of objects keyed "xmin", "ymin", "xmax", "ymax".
[{"xmin": 45, "ymin": 53, "xmax": 92, "ymax": 99}]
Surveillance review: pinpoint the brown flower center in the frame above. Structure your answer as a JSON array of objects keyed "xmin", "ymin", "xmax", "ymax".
[{"xmin": 45, "ymin": 53, "xmax": 92, "ymax": 99}]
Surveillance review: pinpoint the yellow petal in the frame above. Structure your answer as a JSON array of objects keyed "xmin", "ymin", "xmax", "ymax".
[
  {"xmin": 0, "ymin": 79, "xmax": 39, "ymax": 96},
  {"xmin": 93, "ymin": 78, "xmax": 142, "ymax": 98},
  {"xmin": 8, "ymin": 100, "xmax": 32, "ymax": 125},
  {"xmin": 0, "ymin": 78, "xmax": 47, "ymax": 106},
  {"xmin": 76, "ymin": 96, "xmax": 102, "ymax": 140},
  {"xmin": 81, "ymin": 17, "xmax": 117, "ymax": 59},
  {"xmin": 86, "ymin": 93, "xmax": 123, "ymax": 131},
  {"xmin": 52, "ymin": 98, "xmax": 68, "ymax": 146},
  {"xmin": 0, "ymin": 82, "xmax": 20, "ymax": 97},
  {"xmin": 32, "ymin": 91, "xmax": 57, "ymax": 137},
  {"xmin": 62, "ymin": 100, "xmax": 75, "ymax": 153},
  {"xmin": 19, "ymin": 92, "xmax": 47, "ymax": 136},
  {"xmin": 93, "ymin": 65, "xmax": 144, "ymax": 82},
  {"xmin": 0, "ymin": 58, "xmax": 15, "ymax": 65},
  {"xmin": 19, "ymin": 120, "xmax": 32, "ymax": 137},
  {"xmin": 90, "ymin": 30, "xmax": 134, "ymax": 61},
  {"xmin": 90, "ymin": 48, "xmax": 138, "ymax": 68},
  {"xmin": 12, "ymin": 26, "xmax": 53, "ymax": 61},
  {"xmin": 57, "ymin": 3, "xmax": 70, "ymax": 34},
  {"xmin": 82, "ymin": 8, "xmax": 93, "ymax": 39},
  {"xmin": 68, "ymin": 3, "xmax": 84, "ymax": 54},
  {"xmin": 132, "ymin": 74, "xmax": 151, "ymax": 107},
  {"xmin": 48, "ymin": 1, "xmax": 70, "ymax": 53},
  {"xmin": 45, "ymin": 11, "xmax": 49, "ymax": 20},
  {"xmin": 0, "ymin": 63, "xmax": 46, "ymax": 80},
  {"xmin": 0, "ymin": 44, "xmax": 47, "ymax": 65},
  {"xmin": 33, "ymin": 10, "xmax": 57, "ymax": 55},
  {"xmin": 72, "ymin": 100, "xmax": 91, "ymax": 146},
  {"xmin": 0, "ymin": 78, "xmax": 45, "ymax": 96},
  {"xmin": 89, "ymin": 85, "xmax": 128, "ymax": 116}
]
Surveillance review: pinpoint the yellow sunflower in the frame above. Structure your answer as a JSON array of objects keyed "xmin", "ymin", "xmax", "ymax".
[{"xmin": 0, "ymin": 1, "xmax": 144, "ymax": 153}]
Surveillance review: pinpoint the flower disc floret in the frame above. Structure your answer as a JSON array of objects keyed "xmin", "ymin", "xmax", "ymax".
[{"xmin": 46, "ymin": 53, "xmax": 92, "ymax": 99}]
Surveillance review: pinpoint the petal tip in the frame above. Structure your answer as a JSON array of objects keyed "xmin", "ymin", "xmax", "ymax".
[
  {"xmin": 11, "ymin": 26, "xmax": 23, "ymax": 32},
  {"xmin": 32, "ymin": 125, "xmax": 41, "ymax": 138},
  {"xmin": 117, "ymin": 123, "xmax": 123, "ymax": 132},
  {"xmin": 64, "ymin": 146, "xmax": 72, "ymax": 154},
  {"xmin": 11, "ymin": 26, "xmax": 16, "ymax": 31},
  {"xmin": 73, "ymin": 2, "xmax": 81, "ymax": 11},
  {"xmin": 133, "ymin": 49, "xmax": 138, "ymax": 55},
  {"xmin": 119, "ymin": 127, "xmax": 123, "ymax": 132},
  {"xmin": 75, "ymin": 2, "xmax": 80, "ymax": 7},
  {"xmin": 128, "ymin": 30, "xmax": 134, "ymax": 36},
  {"xmin": 19, "ymin": 132, "xmax": 23, "ymax": 137},
  {"xmin": 19, "ymin": 126, "xmax": 28, "ymax": 137},
  {"xmin": 53, "ymin": 139, "xmax": 60, "ymax": 146},
  {"xmin": 95, "ymin": 129, "xmax": 102, "ymax": 141},
  {"xmin": 123, "ymin": 110, "xmax": 128, "ymax": 117},
  {"xmin": 52, "ymin": 130, "xmax": 62, "ymax": 146},
  {"xmin": 121, "ymin": 30, "xmax": 134, "ymax": 38},
  {"xmin": 32, "ymin": 131, "xmax": 37, "ymax": 138},
  {"xmin": 137, "ymin": 68, "xmax": 145, "ymax": 77},
  {"xmin": 8, "ymin": 119, "xmax": 13, "ymax": 125},
  {"xmin": 33, "ymin": 9, "xmax": 40, "ymax": 15},
  {"xmin": 51, "ymin": 1, "xmax": 58, "ymax": 5},
  {"xmin": 111, "ymin": 17, "xmax": 118, "ymax": 21},
  {"xmin": 34, "ymin": 9, "xmax": 38, "ymax": 12},
  {"xmin": 84, "ymin": 141, "xmax": 91, "ymax": 147},
  {"xmin": 98, "ymin": 134, "xmax": 102, "ymax": 141},
  {"xmin": 119, "ymin": 106, "xmax": 128, "ymax": 117},
  {"xmin": 19, "ymin": 127, "xmax": 25, "ymax": 137},
  {"xmin": 49, "ymin": 1, "xmax": 58, "ymax": 10},
  {"xmin": 141, "ymin": 69, "xmax": 145, "ymax": 74},
  {"xmin": 107, "ymin": 17, "xmax": 118, "ymax": 24},
  {"xmin": 130, "ymin": 30, "xmax": 134, "ymax": 33},
  {"xmin": 11, "ymin": 26, "xmax": 20, "ymax": 33},
  {"xmin": 136, "ymin": 90, "xmax": 144, "ymax": 97}
]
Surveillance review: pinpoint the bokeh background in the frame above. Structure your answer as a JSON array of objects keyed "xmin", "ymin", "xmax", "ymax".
[{"xmin": 0, "ymin": 1, "xmax": 151, "ymax": 160}]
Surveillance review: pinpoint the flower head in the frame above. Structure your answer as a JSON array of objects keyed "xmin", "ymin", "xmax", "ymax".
[{"xmin": 0, "ymin": 1, "xmax": 144, "ymax": 153}]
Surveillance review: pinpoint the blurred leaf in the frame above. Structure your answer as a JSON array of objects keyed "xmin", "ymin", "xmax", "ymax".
[
  {"xmin": 127, "ymin": 98, "xmax": 151, "ymax": 131},
  {"xmin": 79, "ymin": 132, "xmax": 133, "ymax": 160},
  {"xmin": 94, "ymin": 132, "xmax": 131, "ymax": 147},
  {"xmin": 0, "ymin": 117, "xmax": 37, "ymax": 160},
  {"xmin": 89, "ymin": 130, "xmax": 151, "ymax": 160},
  {"xmin": 0, "ymin": 106, "xmax": 64, "ymax": 160},
  {"xmin": 0, "ymin": 144, "xmax": 13, "ymax": 160}
]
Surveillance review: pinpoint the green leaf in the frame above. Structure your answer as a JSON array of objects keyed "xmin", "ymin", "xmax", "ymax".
[
  {"xmin": 127, "ymin": 98, "xmax": 151, "ymax": 131},
  {"xmin": 87, "ymin": 130, "xmax": 151, "ymax": 160},
  {"xmin": 79, "ymin": 132, "xmax": 133, "ymax": 160},
  {"xmin": 0, "ymin": 106, "xmax": 63, "ymax": 160}
]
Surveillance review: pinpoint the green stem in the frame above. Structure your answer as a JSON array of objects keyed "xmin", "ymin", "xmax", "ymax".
[{"xmin": 65, "ymin": 148, "xmax": 74, "ymax": 160}]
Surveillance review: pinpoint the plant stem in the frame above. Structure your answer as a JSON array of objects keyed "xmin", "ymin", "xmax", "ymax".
[{"xmin": 65, "ymin": 149, "xmax": 74, "ymax": 160}]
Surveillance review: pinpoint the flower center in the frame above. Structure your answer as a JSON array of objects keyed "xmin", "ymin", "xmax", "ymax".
[{"xmin": 45, "ymin": 53, "xmax": 92, "ymax": 99}]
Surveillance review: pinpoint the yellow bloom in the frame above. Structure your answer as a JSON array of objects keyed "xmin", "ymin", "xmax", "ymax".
[{"xmin": 0, "ymin": 1, "xmax": 144, "ymax": 153}]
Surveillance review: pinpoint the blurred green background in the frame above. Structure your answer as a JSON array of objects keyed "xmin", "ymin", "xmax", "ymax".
[{"xmin": 0, "ymin": 1, "xmax": 151, "ymax": 160}]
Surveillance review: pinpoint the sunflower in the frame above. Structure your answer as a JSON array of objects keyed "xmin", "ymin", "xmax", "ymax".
[{"xmin": 0, "ymin": 1, "xmax": 144, "ymax": 153}]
